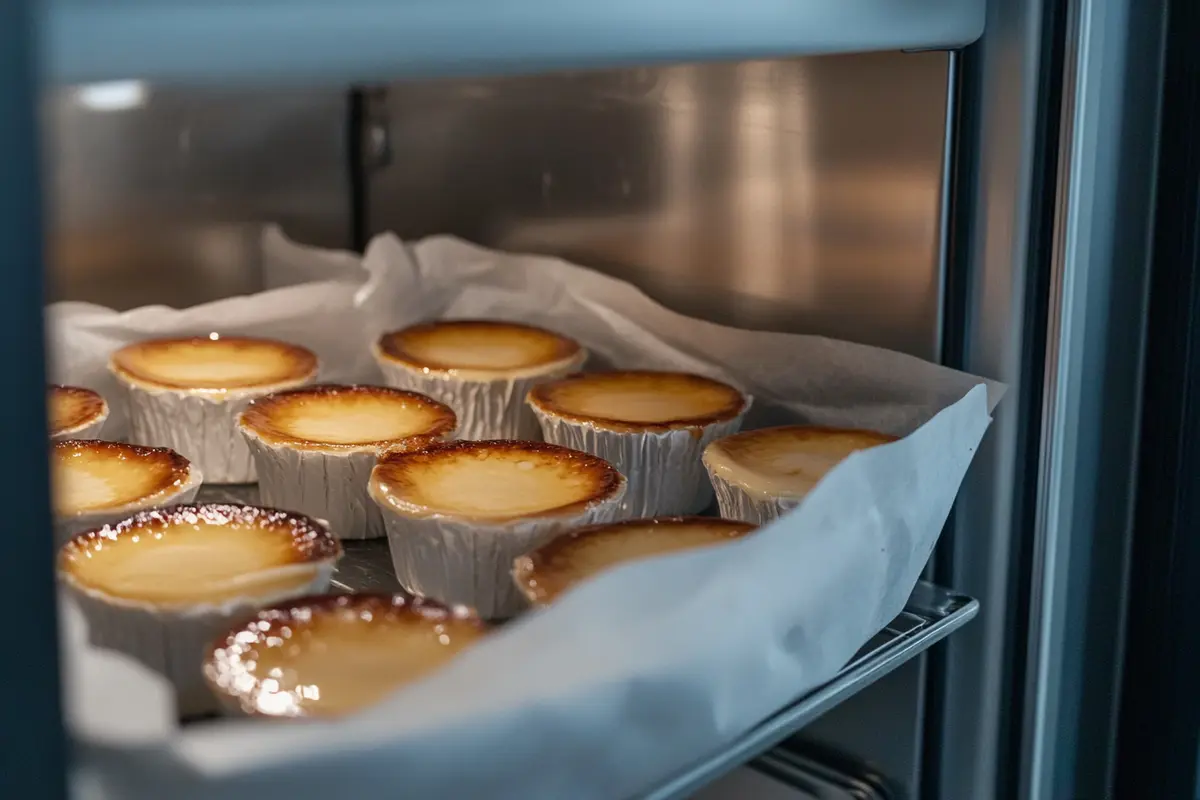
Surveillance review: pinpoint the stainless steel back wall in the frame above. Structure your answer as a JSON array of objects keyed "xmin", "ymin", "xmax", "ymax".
[
  {"xmin": 45, "ymin": 84, "xmax": 352, "ymax": 309},
  {"xmin": 366, "ymin": 51, "xmax": 951, "ymax": 359}
]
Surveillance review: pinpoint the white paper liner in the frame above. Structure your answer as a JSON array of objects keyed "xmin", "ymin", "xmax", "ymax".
[
  {"xmin": 373, "ymin": 347, "xmax": 587, "ymax": 441},
  {"xmin": 54, "ymin": 466, "xmax": 204, "ymax": 549},
  {"xmin": 51, "ymin": 228, "xmax": 1007, "ymax": 800},
  {"xmin": 374, "ymin": 478, "xmax": 627, "ymax": 619},
  {"xmin": 241, "ymin": 437, "xmax": 389, "ymax": 540},
  {"xmin": 52, "ymin": 403, "xmax": 110, "ymax": 442},
  {"xmin": 532, "ymin": 404, "xmax": 750, "ymax": 518},
  {"xmin": 61, "ymin": 561, "xmax": 335, "ymax": 717},
  {"xmin": 704, "ymin": 467, "xmax": 797, "ymax": 525}
]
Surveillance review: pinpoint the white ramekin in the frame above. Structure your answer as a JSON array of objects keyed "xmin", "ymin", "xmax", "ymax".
[
  {"xmin": 531, "ymin": 412, "xmax": 748, "ymax": 518},
  {"xmin": 702, "ymin": 426, "xmax": 899, "ymax": 525},
  {"xmin": 703, "ymin": 472, "xmax": 798, "ymax": 526},
  {"xmin": 49, "ymin": 386, "xmax": 110, "ymax": 441},
  {"xmin": 109, "ymin": 337, "xmax": 319, "ymax": 484},
  {"xmin": 528, "ymin": 373, "xmax": 752, "ymax": 518},
  {"xmin": 369, "ymin": 441, "xmax": 627, "ymax": 619},
  {"xmin": 371, "ymin": 330, "xmax": 587, "ymax": 441},
  {"xmin": 237, "ymin": 386, "xmax": 457, "ymax": 540},
  {"xmin": 52, "ymin": 441, "xmax": 204, "ymax": 549},
  {"xmin": 58, "ymin": 505, "xmax": 342, "ymax": 717}
]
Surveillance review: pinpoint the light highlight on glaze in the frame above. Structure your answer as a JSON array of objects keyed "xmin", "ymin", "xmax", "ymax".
[
  {"xmin": 238, "ymin": 385, "xmax": 455, "ymax": 451},
  {"xmin": 52, "ymin": 440, "xmax": 191, "ymax": 515},
  {"xmin": 370, "ymin": 440, "xmax": 622, "ymax": 522},
  {"xmin": 111, "ymin": 336, "xmax": 317, "ymax": 392},
  {"xmin": 48, "ymin": 385, "xmax": 107, "ymax": 439},
  {"xmin": 514, "ymin": 517, "xmax": 755, "ymax": 605},
  {"xmin": 206, "ymin": 594, "xmax": 485, "ymax": 717},
  {"xmin": 528, "ymin": 371, "xmax": 747, "ymax": 431}
]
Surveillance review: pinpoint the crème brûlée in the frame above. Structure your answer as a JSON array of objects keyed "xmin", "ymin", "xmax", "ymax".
[
  {"xmin": 53, "ymin": 439, "xmax": 195, "ymax": 517},
  {"xmin": 527, "ymin": 371, "xmax": 748, "ymax": 432},
  {"xmin": 703, "ymin": 425, "xmax": 898, "ymax": 500},
  {"xmin": 513, "ymin": 517, "xmax": 756, "ymax": 605},
  {"xmin": 238, "ymin": 384, "xmax": 457, "ymax": 452},
  {"xmin": 58, "ymin": 504, "xmax": 343, "ymax": 608},
  {"xmin": 374, "ymin": 320, "xmax": 583, "ymax": 380},
  {"xmin": 204, "ymin": 593, "xmax": 486, "ymax": 717},
  {"xmin": 48, "ymin": 385, "xmax": 107, "ymax": 438},
  {"xmin": 370, "ymin": 440, "xmax": 626, "ymax": 618},
  {"xmin": 110, "ymin": 335, "xmax": 318, "ymax": 392},
  {"xmin": 370, "ymin": 440, "xmax": 624, "ymax": 522},
  {"xmin": 528, "ymin": 371, "xmax": 750, "ymax": 519}
]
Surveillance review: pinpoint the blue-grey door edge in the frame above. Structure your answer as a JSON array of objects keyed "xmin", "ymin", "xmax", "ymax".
[
  {"xmin": 0, "ymin": 0, "xmax": 68, "ymax": 798},
  {"xmin": 928, "ymin": 0, "xmax": 1166, "ymax": 798},
  {"xmin": 924, "ymin": 0, "xmax": 1069, "ymax": 794},
  {"xmin": 1114, "ymin": 0, "xmax": 1200, "ymax": 796}
]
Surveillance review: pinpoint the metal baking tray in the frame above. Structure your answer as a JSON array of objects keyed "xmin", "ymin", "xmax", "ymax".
[{"xmin": 195, "ymin": 484, "xmax": 977, "ymax": 797}]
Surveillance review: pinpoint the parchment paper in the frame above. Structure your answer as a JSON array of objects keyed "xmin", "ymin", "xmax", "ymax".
[{"xmin": 51, "ymin": 226, "xmax": 1003, "ymax": 800}]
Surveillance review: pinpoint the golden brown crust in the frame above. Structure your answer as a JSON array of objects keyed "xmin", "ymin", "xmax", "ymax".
[
  {"xmin": 237, "ymin": 384, "xmax": 456, "ymax": 452},
  {"xmin": 375, "ymin": 319, "xmax": 582, "ymax": 373},
  {"xmin": 703, "ymin": 425, "xmax": 899, "ymax": 500},
  {"xmin": 708, "ymin": 425, "xmax": 898, "ymax": 461},
  {"xmin": 52, "ymin": 439, "xmax": 192, "ymax": 514},
  {"xmin": 204, "ymin": 592, "xmax": 486, "ymax": 717},
  {"xmin": 110, "ymin": 335, "xmax": 318, "ymax": 391},
  {"xmin": 48, "ymin": 385, "xmax": 106, "ymax": 436},
  {"xmin": 514, "ymin": 516, "xmax": 755, "ymax": 604},
  {"xmin": 370, "ymin": 439, "xmax": 624, "ymax": 522},
  {"xmin": 527, "ymin": 370, "xmax": 749, "ymax": 432},
  {"xmin": 59, "ymin": 503, "xmax": 343, "ymax": 566}
]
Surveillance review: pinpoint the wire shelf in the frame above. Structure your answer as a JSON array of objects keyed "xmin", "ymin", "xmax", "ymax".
[{"xmin": 645, "ymin": 582, "xmax": 977, "ymax": 799}]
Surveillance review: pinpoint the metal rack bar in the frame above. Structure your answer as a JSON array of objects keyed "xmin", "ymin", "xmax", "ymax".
[
  {"xmin": 644, "ymin": 583, "xmax": 979, "ymax": 800},
  {"xmin": 0, "ymin": 1, "xmax": 68, "ymax": 797}
]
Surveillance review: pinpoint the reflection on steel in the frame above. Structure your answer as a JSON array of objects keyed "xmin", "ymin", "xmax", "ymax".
[
  {"xmin": 44, "ymin": 87, "xmax": 352, "ymax": 309},
  {"xmin": 368, "ymin": 52, "xmax": 950, "ymax": 359}
]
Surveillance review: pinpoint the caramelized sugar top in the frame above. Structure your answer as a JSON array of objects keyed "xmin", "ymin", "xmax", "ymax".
[
  {"xmin": 703, "ymin": 425, "xmax": 897, "ymax": 498},
  {"xmin": 53, "ymin": 440, "xmax": 191, "ymax": 516},
  {"xmin": 205, "ymin": 593, "xmax": 486, "ymax": 717},
  {"xmin": 528, "ymin": 371, "xmax": 748, "ymax": 431},
  {"xmin": 239, "ymin": 385, "xmax": 456, "ymax": 451},
  {"xmin": 111, "ymin": 336, "xmax": 317, "ymax": 391},
  {"xmin": 48, "ymin": 385, "xmax": 106, "ymax": 436},
  {"xmin": 514, "ymin": 517, "xmax": 755, "ymax": 604},
  {"xmin": 375, "ymin": 320, "xmax": 582, "ymax": 376},
  {"xmin": 59, "ymin": 505, "xmax": 341, "ymax": 606},
  {"xmin": 370, "ymin": 440, "xmax": 624, "ymax": 522}
]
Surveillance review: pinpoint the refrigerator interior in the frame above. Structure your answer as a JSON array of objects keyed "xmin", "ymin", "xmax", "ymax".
[
  {"xmin": 43, "ymin": 51, "xmax": 957, "ymax": 797},
  {"xmin": 362, "ymin": 52, "xmax": 950, "ymax": 358},
  {"xmin": 15, "ymin": 0, "xmax": 1170, "ymax": 795},
  {"xmin": 45, "ymin": 87, "xmax": 353, "ymax": 307}
]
